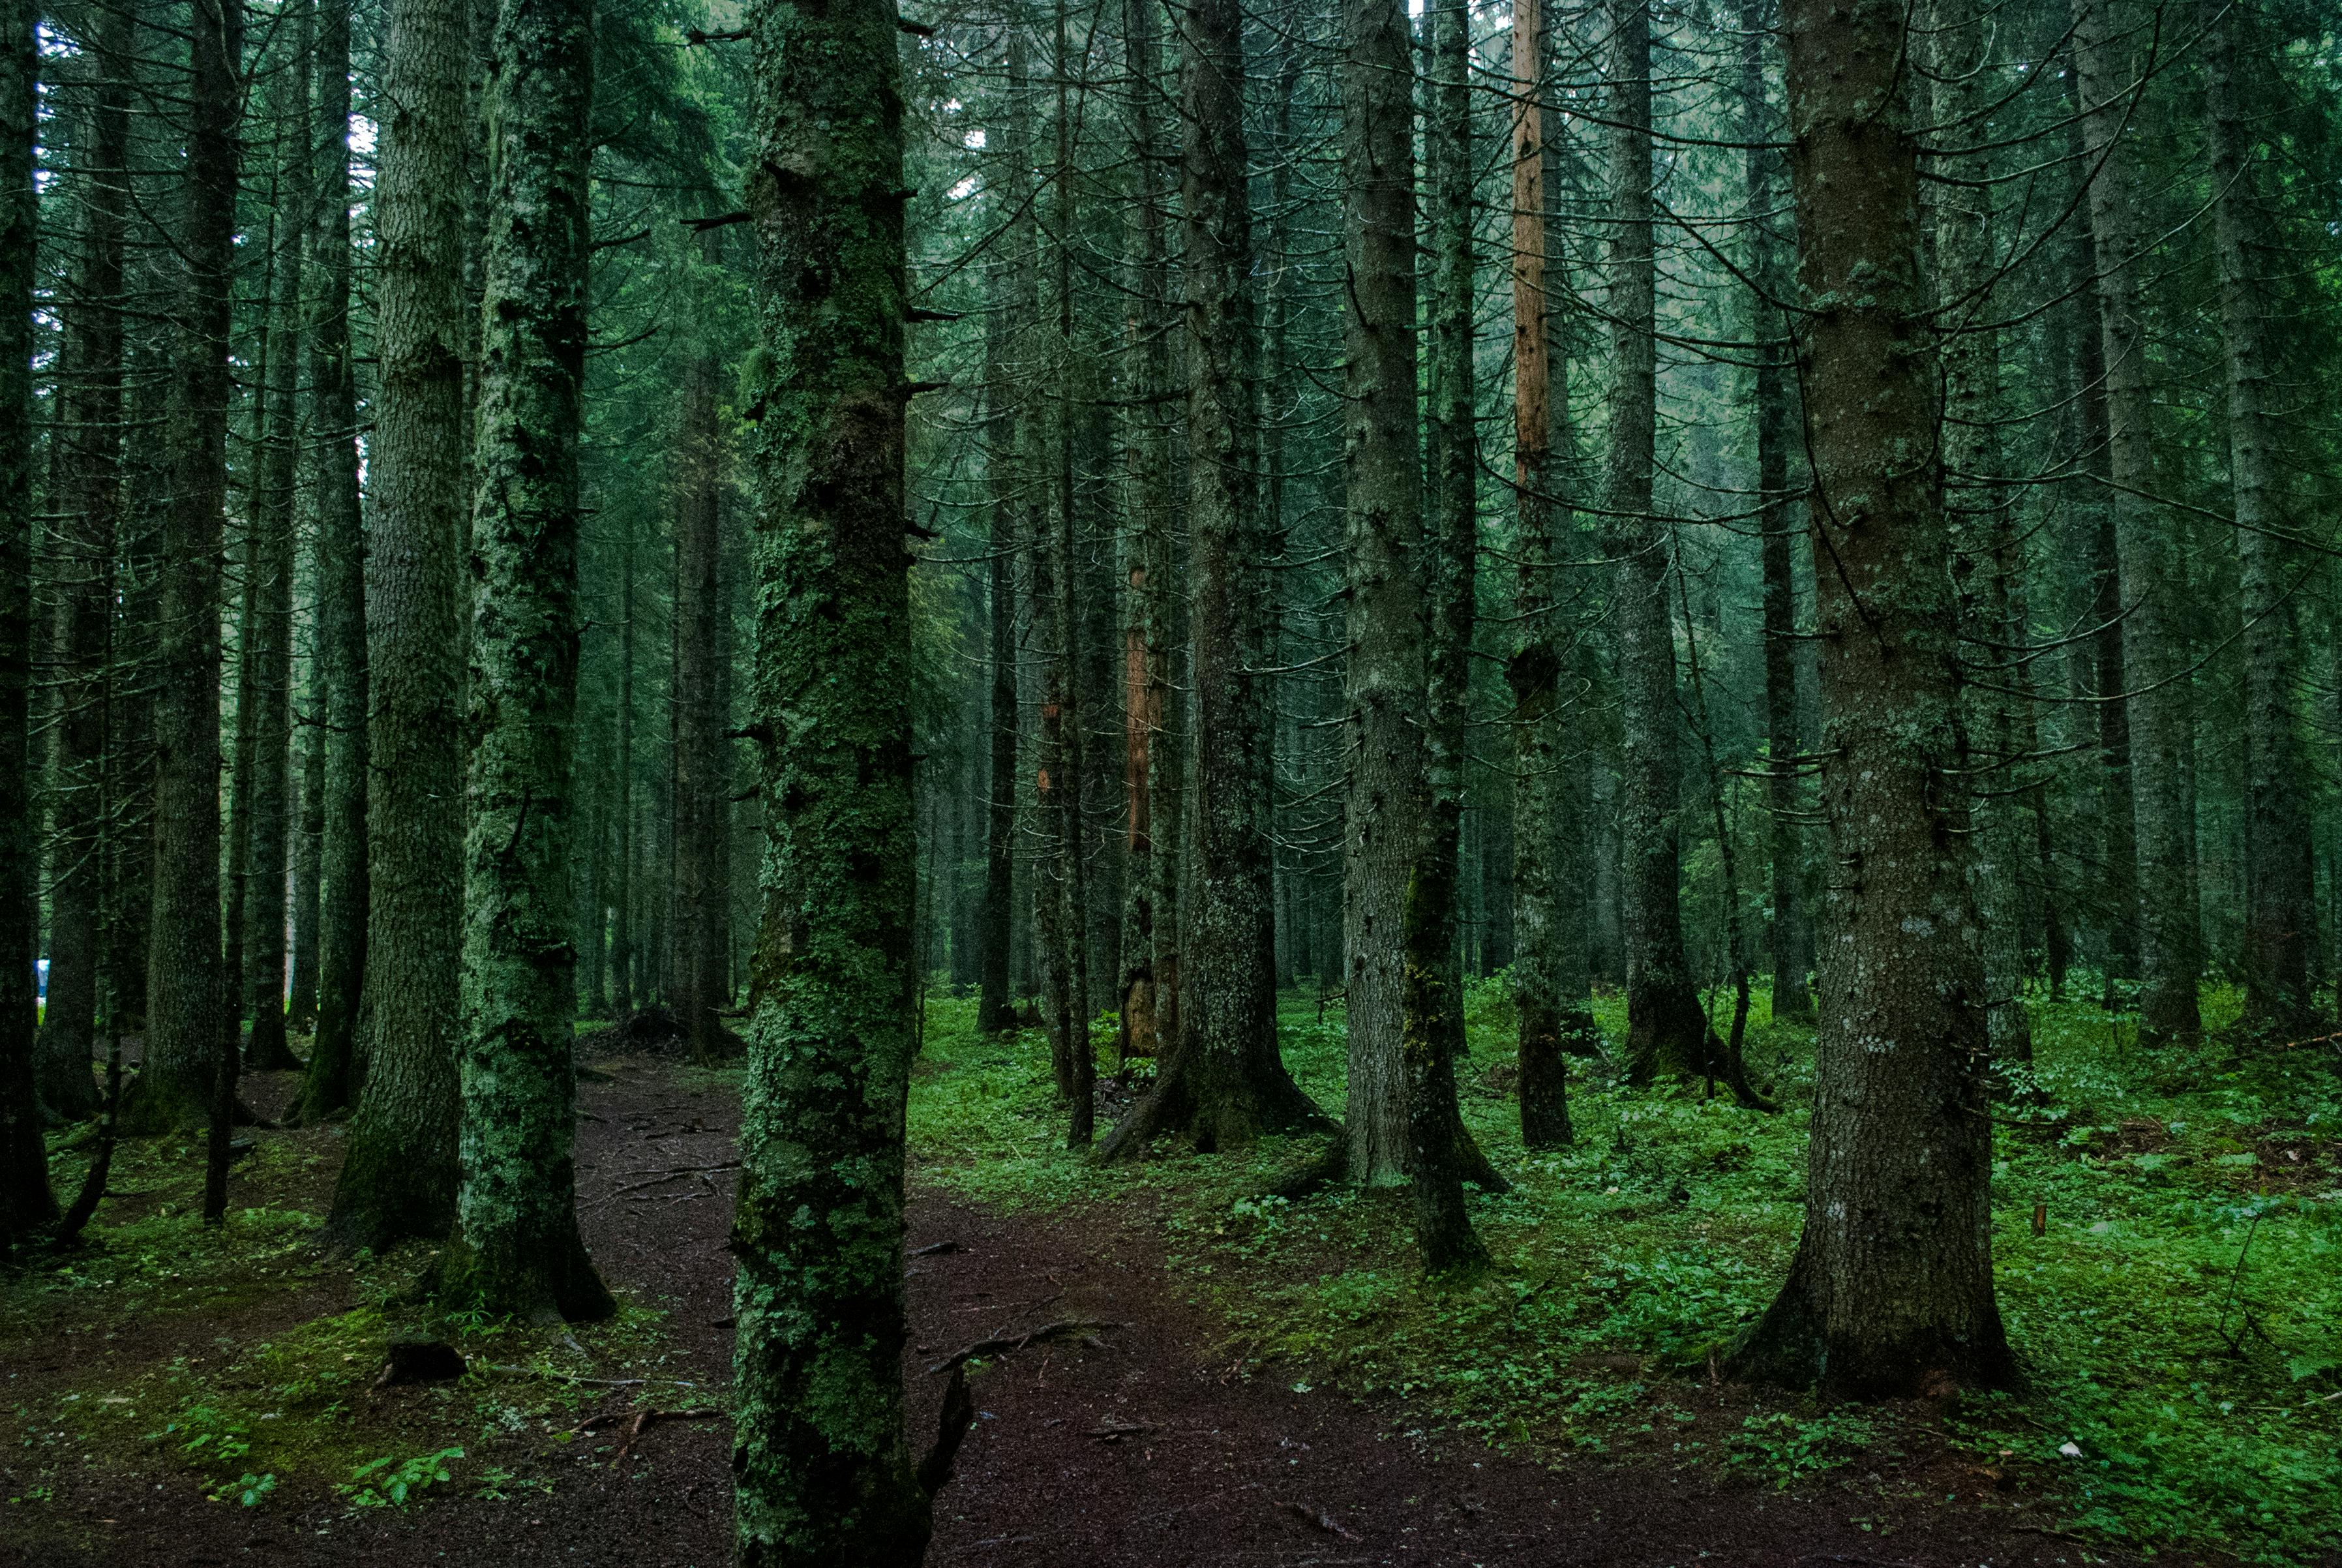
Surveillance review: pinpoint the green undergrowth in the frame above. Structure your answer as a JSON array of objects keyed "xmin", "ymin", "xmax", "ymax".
[
  {"xmin": 908, "ymin": 980, "xmax": 2342, "ymax": 1563},
  {"xmin": 5, "ymin": 1096, "xmax": 709, "ymax": 1531}
]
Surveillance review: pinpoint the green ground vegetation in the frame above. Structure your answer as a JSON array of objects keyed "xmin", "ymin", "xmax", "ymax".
[{"xmin": 909, "ymin": 980, "xmax": 2342, "ymax": 1565}]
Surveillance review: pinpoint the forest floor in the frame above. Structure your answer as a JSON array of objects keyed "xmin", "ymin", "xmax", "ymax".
[{"xmin": 0, "ymin": 982, "xmax": 2335, "ymax": 1567}]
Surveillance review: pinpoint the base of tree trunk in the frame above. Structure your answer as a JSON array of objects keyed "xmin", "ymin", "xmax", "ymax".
[
  {"xmin": 428, "ymin": 1224, "xmax": 614, "ymax": 1325},
  {"xmin": 1096, "ymin": 1034, "xmax": 1330, "ymax": 1163},
  {"xmin": 242, "ymin": 1025, "xmax": 305, "ymax": 1074},
  {"xmin": 35, "ymin": 1031, "xmax": 100, "ymax": 1124},
  {"xmin": 115, "ymin": 1066, "xmax": 214, "ymax": 1138},
  {"xmin": 1725, "ymin": 1244, "xmax": 2022, "ymax": 1399},
  {"xmin": 320, "ymin": 1140, "xmax": 456, "ymax": 1256},
  {"xmin": 1625, "ymin": 980, "xmax": 1774, "ymax": 1111}
]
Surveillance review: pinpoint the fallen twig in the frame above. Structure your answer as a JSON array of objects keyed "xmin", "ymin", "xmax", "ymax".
[
  {"xmin": 910, "ymin": 1239, "xmax": 963, "ymax": 1257},
  {"xmin": 1283, "ymin": 1501, "xmax": 1362, "ymax": 1543},
  {"xmin": 612, "ymin": 1406, "xmax": 724, "ymax": 1466},
  {"xmin": 1090, "ymin": 1415, "xmax": 1155, "ymax": 1441},
  {"xmin": 925, "ymin": 1319, "xmax": 1124, "ymax": 1376},
  {"xmin": 483, "ymin": 1363, "xmax": 701, "ymax": 1390}
]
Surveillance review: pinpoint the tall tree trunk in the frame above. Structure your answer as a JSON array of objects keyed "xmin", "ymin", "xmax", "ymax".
[
  {"xmin": 245, "ymin": 37, "xmax": 310, "ymax": 1075},
  {"xmin": 326, "ymin": 0, "xmax": 468, "ymax": 1248},
  {"xmin": 1113, "ymin": 0, "xmax": 1170, "ymax": 1059},
  {"xmin": 289, "ymin": 705, "xmax": 324, "ymax": 1036},
  {"xmin": 975, "ymin": 170, "xmax": 1018, "ymax": 1036},
  {"xmin": 1509, "ymin": 0, "xmax": 1590, "ymax": 1151},
  {"xmin": 2203, "ymin": 0, "xmax": 2315, "ymax": 1032},
  {"xmin": 1925, "ymin": 0, "xmax": 2032, "ymax": 1066},
  {"xmin": 37, "ymin": 0, "xmax": 133, "ymax": 1123},
  {"xmin": 1402, "ymin": 0, "xmax": 1490, "ymax": 1273},
  {"xmin": 1743, "ymin": 0, "xmax": 1812, "ymax": 1027},
  {"xmin": 1729, "ymin": 0, "xmax": 2014, "ymax": 1397},
  {"xmin": 2073, "ymin": 0, "xmax": 2199, "ymax": 1044},
  {"xmin": 732, "ymin": 0, "xmax": 940, "ymax": 1554},
  {"xmin": 0, "ymin": 0, "xmax": 51, "ymax": 1241},
  {"xmin": 1050, "ymin": 0, "xmax": 1094, "ymax": 1146},
  {"xmin": 1337, "ymin": 0, "xmax": 1426, "ymax": 1187},
  {"xmin": 1607, "ymin": 0, "xmax": 1719, "ymax": 1088},
  {"xmin": 439, "ymin": 0, "xmax": 610, "ymax": 1323},
  {"xmin": 1101, "ymin": 0, "xmax": 1321, "ymax": 1160},
  {"xmin": 293, "ymin": 0, "xmax": 367, "ymax": 1126},
  {"xmin": 610, "ymin": 526, "xmax": 635, "ymax": 1015},
  {"xmin": 671, "ymin": 250, "xmax": 730, "ymax": 1064},
  {"xmin": 127, "ymin": 0, "xmax": 242, "ymax": 1136}
]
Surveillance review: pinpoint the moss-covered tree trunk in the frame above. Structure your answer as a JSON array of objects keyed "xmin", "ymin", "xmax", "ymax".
[
  {"xmin": 1402, "ymin": 0, "xmax": 1490, "ymax": 1274},
  {"xmin": 37, "ymin": 0, "xmax": 132, "ymax": 1124},
  {"xmin": 293, "ymin": 0, "xmax": 367, "ymax": 1127},
  {"xmin": 976, "ymin": 166, "xmax": 1018, "ymax": 1037},
  {"xmin": 125, "ymin": 0, "xmax": 242, "ymax": 1137},
  {"xmin": 0, "ymin": 0, "xmax": 52, "ymax": 1244},
  {"xmin": 2072, "ymin": 0, "xmax": 2199, "ymax": 1045},
  {"xmin": 1336, "ymin": 0, "xmax": 1426, "ymax": 1187},
  {"xmin": 439, "ymin": 0, "xmax": 610, "ymax": 1324},
  {"xmin": 325, "ymin": 0, "xmax": 468, "ymax": 1248},
  {"xmin": 1728, "ymin": 0, "xmax": 2015, "ymax": 1398},
  {"xmin": 1102, "ymin": 0, "xmax": 1321, "ymax": 1162},
  {"xmin": 2203, "ymin": 0, "xmax": 2315, "ymax": 1033},
  {"xmin": 732, "ymin": 0, "xmax": 940, "ymax": 1556}
]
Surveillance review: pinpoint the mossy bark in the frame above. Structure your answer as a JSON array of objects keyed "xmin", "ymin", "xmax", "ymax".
[
  {"xmin": 123, "ymin": 0, "xmax": 241, "ymax": 1139},
  {"xmin": 732, "ymin": 0, "xmax": 935, "ymax": 1558},
  {"xmin": 441, "ymin": 0, "xmax": 609, "ymax": 1325},
  {"xmin": 0, "ymin": 0, "xmax": 53, "ymax": 1245},
  {"xmin": 324, "ymin": 0, "xmax": 468, "ymax": 1249},
  {"xmin": 1728, "ymin": 0, "xmax": 2015, "ymax": 1398},
  {"xmin": 1337, "ymin": 0, "xmax": 1426, "ymax": 1186},
  {"xmin": 292, "ymin": 0, "xmax": 368, "ymax": 1128}
]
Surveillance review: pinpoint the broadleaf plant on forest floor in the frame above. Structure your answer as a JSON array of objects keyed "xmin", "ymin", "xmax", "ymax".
[{"xmin": 908, "ymin": 982, "xmax": 2342, "ymax": 1563}]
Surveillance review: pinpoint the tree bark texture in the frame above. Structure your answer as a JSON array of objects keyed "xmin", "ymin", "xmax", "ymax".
[
  {"xmin": 733, "ymin": 0, "xmax": 937, "ymax": 1554},
  {"xmin": 1338, "ymin": 0, "xmax": 1426, "ymax": 1186},
  {"xmin": 293, "ymin": 0, "xmax": 367, "ymax": 1126},
  {"xmin": 327, "ymin": 0, "xmax": 468, "ymax": 1248},
  {"xmin": 1730, "ymin": 0, "xmax": 2015, "ymax": 1397},
  {"xmin": 125, "ymin": 0, "xmax": 242, "ymax": 1136},
  {"xmin": 2072, "ymin": 0, "xmax": 2199, "ymax": 1043},
  {"xmin": 440, "ymin": 0, "xmax": 610, "ymax": 1324}
]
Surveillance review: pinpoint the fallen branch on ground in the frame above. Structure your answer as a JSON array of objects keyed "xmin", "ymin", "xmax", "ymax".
[
  {"xmin": 925, "ymin": 1319, "xmax": 1124, "ymax": 1376},
  {"xmin": 613, "ymin": 1406, "xmax": 725, "ymax": 1465},
  {"xmin": 1284, "ymin": 1501, "xmax": 1362, "ymax": 1542}
]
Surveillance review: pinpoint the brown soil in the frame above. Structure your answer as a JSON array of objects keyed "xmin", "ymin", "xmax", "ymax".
[{"xmin": 1, "ymin": 1059, "xmax": 2214, "ymax": 1567}]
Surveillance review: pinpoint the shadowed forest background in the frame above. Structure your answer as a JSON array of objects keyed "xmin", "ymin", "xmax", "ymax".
[{"xmin": 0, "ymin": 0, "xmax": 2338, "ymax": 1561}]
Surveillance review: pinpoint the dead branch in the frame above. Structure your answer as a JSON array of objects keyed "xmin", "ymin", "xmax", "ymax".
[{"xmin": 925, "ymin": 1319, "xmax": 1124, "ymax": 1376}]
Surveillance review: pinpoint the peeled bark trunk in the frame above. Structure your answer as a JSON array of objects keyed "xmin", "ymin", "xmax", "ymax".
[
  {"xmin": 1508, "ymin": 0, "xmax": 1582, "ymax": 1150},
  {"xmin": 127, "ymin": 0, "xmax": 241, "ymax": 1138},
  {"xmin": 732, "ymin": 0, "xmax": 937, "ymax": 1553},
  {"xmin": 1729, "ymin": 0, "xmax": 2015, "ymax": 1398},
  {"xmin": 0, "ymin": 0, "xmax": 52, "ymax": 1243},
  {"xmin": 1337, "ymin": 0, "xmax": 1426, "ymax": 1186},
  {"xmin": 2073, "ymin": 0, "xmax": 2199, "ymax": 1044},
  {"xmin": 37, "ymin": 1, "xmax": 132, "ymax": 1123},
  {"xmin": 325, "ymin": 0, "xmax": 468, "ymax": 1250},
  {"xmin": 1743, "ymin": 0, "xmax": 1812, "ymax": 1027},
  {"xmin": 1100, "ymin": 0, "xmax": 1321, "ymax": 1160},
  {"xmin": 2202, "ymin": 0, "xmax": 2315, "ymax": 1033},
  {"xmin": 1113, "ymin": 0, "xmax": 1171, "ymax": 1062},
  {"xmin": 438, "ymin": 0, "xmax": 610, "ymax": 1323},
  {"xmin": 292, "ymin": 0, "xmax": 366, "ymax": 1127}
]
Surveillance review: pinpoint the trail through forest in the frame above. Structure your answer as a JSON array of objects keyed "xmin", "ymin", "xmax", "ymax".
[{"xmin": 3, "ymin": 1056, "xmax": 2188, "ymax": 1567}]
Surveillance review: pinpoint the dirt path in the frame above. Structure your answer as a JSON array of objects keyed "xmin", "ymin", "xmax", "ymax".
[{"xmin": 4, "ymin": 1061, "xmax": 2180, "ymax": 1566}]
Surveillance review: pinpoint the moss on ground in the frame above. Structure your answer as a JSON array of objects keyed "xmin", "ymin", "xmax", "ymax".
[{"xmin": 908, "ymin": 980, "xmax": 2342, "ymax": 1565}]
